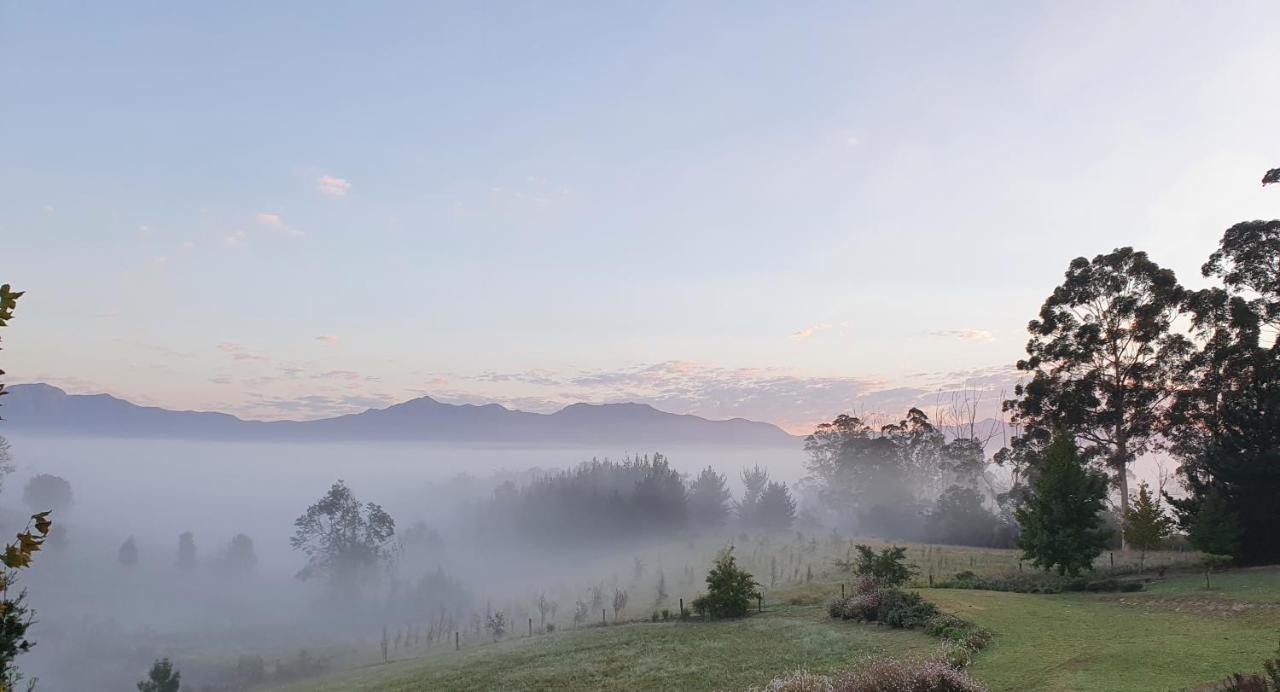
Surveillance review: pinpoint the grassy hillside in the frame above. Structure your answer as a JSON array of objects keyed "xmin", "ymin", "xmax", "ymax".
[
  {"xmin": 265, "ymin": 544, "xmax": 1278, "ymax": 692},
  {"xmin": 266, "ymin": 605, "xmax": 936, "ymax": 691}
]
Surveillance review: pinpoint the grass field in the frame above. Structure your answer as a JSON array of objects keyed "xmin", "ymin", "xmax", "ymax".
[
  {"xmin": 265, "ymin": 605, "xmax": 937, "ymax": 691},
  {"xmin": 926, "ymin": 568, "xmax": 1280, "ymax": 691},
  {"xmin": 263, "ymin": 541, "xmax": 1278, "ymax": 692}
]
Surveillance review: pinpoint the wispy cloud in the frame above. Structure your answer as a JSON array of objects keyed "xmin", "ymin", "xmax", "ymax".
[
  {"xmin": 256, "ymin": 212, "xmax": 304, "ymax": 237},
  {"xmin": 788, "ymin": 322, "xmax": 833, "ymax": 340},
  {"xmin": 313, "ymin": 369, "xmax": 361, "ymax": 381},
  {"xmin": 928, "ymin": 329, "xmax": 994, "ymax": 341},
  {"xmin": 315, "ymin": 335, "xmax": 340, "ymax": 345},
  {"xmin": 317, "ymin": 175, "xmax": 351, "ymax": 197},
  {"xmin": 216, "ymin": 341, "xmax": 270, "ymax": 362}
]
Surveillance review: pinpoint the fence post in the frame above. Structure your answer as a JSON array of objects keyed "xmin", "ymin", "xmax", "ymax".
[
  {"xmin": 529, "ymin": 618, "xmax": 533, "ymax": 637},
  {"xmin": 757, "ymin": 594, "xmax": 762, "ymax": 612},
  {"xmin": 841, "ymin": 583, "xmax": 845, "ymax": 598},
  {"xmin": 679, "ymin": 598, "xmax": 684, "ymax": 619},
  {"xmin": 455, "ymin": 631, "xmax": 459, "ymax": 651},
  {"xmin": 603, "ymin": 608, "xmax": 607, "ymax": 626}
]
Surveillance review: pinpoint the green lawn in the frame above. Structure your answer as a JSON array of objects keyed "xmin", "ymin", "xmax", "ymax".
[
  {"xmin": 265, "ymin": 605, "xmax": 935, "ymax": 691},
  {"xmin": 926, "ymin": 567, "xmax": 1280, "ymax": 691},
  {"xmin": 263, "ymin": 552, "xmax": 1280, "ymax": 692}
]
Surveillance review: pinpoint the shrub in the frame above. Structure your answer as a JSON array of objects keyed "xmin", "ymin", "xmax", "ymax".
[
  {"xmin": 924, "ymin": 615, "xmax": 992, "ymax": 651},
  {"xmin": 828, "ymin": 597, "xmax": 848, "ymax": 619},
  {"xmin": 878, "ymin": 590, "xmax": 938, "ymax": 629},
  {"xmin": 833, "ymin": 656, "xmax": 986, "ymax": 691},
  {"xmin": 935, "ymin": 570, "xmax": 1143, "ymax": 594},
  {"xmin": 844, "ymin": 545, "xmax": 916, "ymax": 589},
  {"xmin": 692, "ymin": 547, "xmax": 760, "ymax": 619},
  {"xmin": 843, "ymin": 591, "xmax": 882, "ymax": 621},
  {"xmin": 137, "ymin": 658, "xmax": 181, "ymax": 692}
]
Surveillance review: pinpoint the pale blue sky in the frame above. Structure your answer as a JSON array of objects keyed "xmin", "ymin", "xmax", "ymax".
[{"xmin": 3, "ymin": 1, "xmax": 1278, "ymax": 431}]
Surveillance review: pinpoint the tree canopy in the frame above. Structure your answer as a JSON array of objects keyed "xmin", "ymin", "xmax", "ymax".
[
  {"xmin": 290, "ymin": 480, "xmax": 396, "ymax": 587},
  {"xmin": 1006, "ymin": 247, "xmax": 1187, "ymax": 530}
]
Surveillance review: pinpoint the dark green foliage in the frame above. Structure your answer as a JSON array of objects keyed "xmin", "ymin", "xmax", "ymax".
[
  {"xmin": 877, "ymin": 589, "xmax": 937, "ymax": 628},
  {"xmin": 691, "ymin": 547, "xmax": 759, "ymax": 619},
  {"xmin": 1123, "ymin": 482, "xmax": 1173, "ymax": 569},
  {"xmin": 290, "ymin": 480, "xmax": 395, "ymax": 587},
  {"xmin": 137, "ymin": 658, "xmax": 180, "ymax": 692},
  {"xmin": 1178, "ymin": 487, "xmax": 1250, "ymax": 566},
  {"xmin": 753, "ymin": 481, "xmax": 796, "ymax": 532},
  {"xmin": 1264, "ymin": 168, "xmax": 1280, "ymax": 186},
  {"xmin": 1162, "ymin": 218, "xmax": 1280, "ymax": 565},
  {"xmin": 843, "ymin": 544, "xmax": 916, "ymax": 588},
  {"xmin": 480, "ymin": 454, "xmax": 687, "ymax": 546},
  {"xmin": 1005, "ymin": 247, "xmax": 1187, "ymax": 524},
  {"xmin": 1015, "ymin": 433, "xmax": 1111, "ymax": 577},
  {"xmin": 688, "ymin": 466, "xmax": 732, "ymax": 528},
  {"xmin": 1204, "ymin": 220, "xmax": 1280, "ymax": 326},
  {"xmin": 1166, "ymin": 224, "xmax": 1280, "ymax": 564},
  {"xmin": 936, "ymin": 569, "xmax": 1142, "ymax": 594},
  {"xmin": 927, "ymin": 485, "xmax": 1000, "ymax": 547}
]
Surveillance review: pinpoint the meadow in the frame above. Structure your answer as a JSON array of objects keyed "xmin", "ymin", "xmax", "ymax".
[{"xmin": 257, "ymin": 537, "xmax": 1280, "ymax": 691}]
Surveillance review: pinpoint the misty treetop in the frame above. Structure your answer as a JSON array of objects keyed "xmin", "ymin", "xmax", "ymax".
[
  {"xmin": 291, "ymin": 480, "xmax": 396, "ymax": 587},
  {"xmin": 473, "ymin": 454, "xmax": 798, "ymax": 548},
  {"xmin": 803, "ymin": 408, "xmax": 1005, "ymax": 546}
]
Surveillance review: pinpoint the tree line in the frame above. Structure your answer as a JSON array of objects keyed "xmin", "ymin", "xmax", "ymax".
[{"xmin": 471, "ymin": 454, "xmax": 798, "ymax": 547}]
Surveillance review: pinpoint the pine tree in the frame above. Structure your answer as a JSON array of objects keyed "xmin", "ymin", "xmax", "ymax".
[
  {"xmin": 1015, "ymin": 432, "xmax": 1112, "ymax": 577},
  {"xmin": 176, "ymin": 532, "xmax": 197, "ymax": 570},
  {"xmin": 137, "ymin": 658, "xmax": 181, "ymax": 692},
  {"xmin": 1123, "ymin": 482, "xmax": 1173, "ymax": 571}
]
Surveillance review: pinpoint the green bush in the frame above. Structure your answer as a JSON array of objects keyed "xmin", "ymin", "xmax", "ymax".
[
  {"xmin": 936, "ymin": 570, "xmax": 1144, "ymax": 594},
  {"xmin": 692, "ymin": 547, "xmax": 760, "ymax": 619},
  {"xmin": 878, "ymin": 590, "xmax": 938, "ymax": 629}
]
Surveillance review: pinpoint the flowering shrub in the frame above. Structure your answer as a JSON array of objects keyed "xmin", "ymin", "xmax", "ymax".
[
  {"xmin": 836, "ymin": 656, "xmax": 986, "ymax": 691},
  {"xmin": 748, "ymin": 655, "xmax": 986, "ymax": 692}
]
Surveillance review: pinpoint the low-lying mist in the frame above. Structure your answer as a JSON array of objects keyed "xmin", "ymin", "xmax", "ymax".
[{"xmin": 3, "ymin": 435, "xmax": 806, "ymax": 691}]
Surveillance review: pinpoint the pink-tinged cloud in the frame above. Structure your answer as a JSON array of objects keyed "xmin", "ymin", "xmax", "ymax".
[
  {"xmin": 928, "ymin": 329, "xmax": 994, "ymax": 341},
  {"xmin": 317, "ymin": 175, "xmax": 351, "ymax": 197},
  {"xmin": 315, "ymin": 335, "xmax": 340, "ymax": 344}
]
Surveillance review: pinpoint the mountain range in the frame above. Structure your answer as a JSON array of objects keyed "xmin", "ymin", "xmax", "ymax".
[{"xmin": 0, "ymin": 383, "xmax": 800, "ymax": 447}]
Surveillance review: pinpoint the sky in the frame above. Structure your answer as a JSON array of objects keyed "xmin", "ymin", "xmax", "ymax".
[{"xmin": 2, "ymin": 1, "xmax": 1278, "ymax": 433}]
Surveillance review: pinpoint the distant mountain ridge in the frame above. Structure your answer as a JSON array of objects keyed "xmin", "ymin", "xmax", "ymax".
[{"xmin": 0, "ymin": 383, "xmax": 799, "ymax": 447}]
